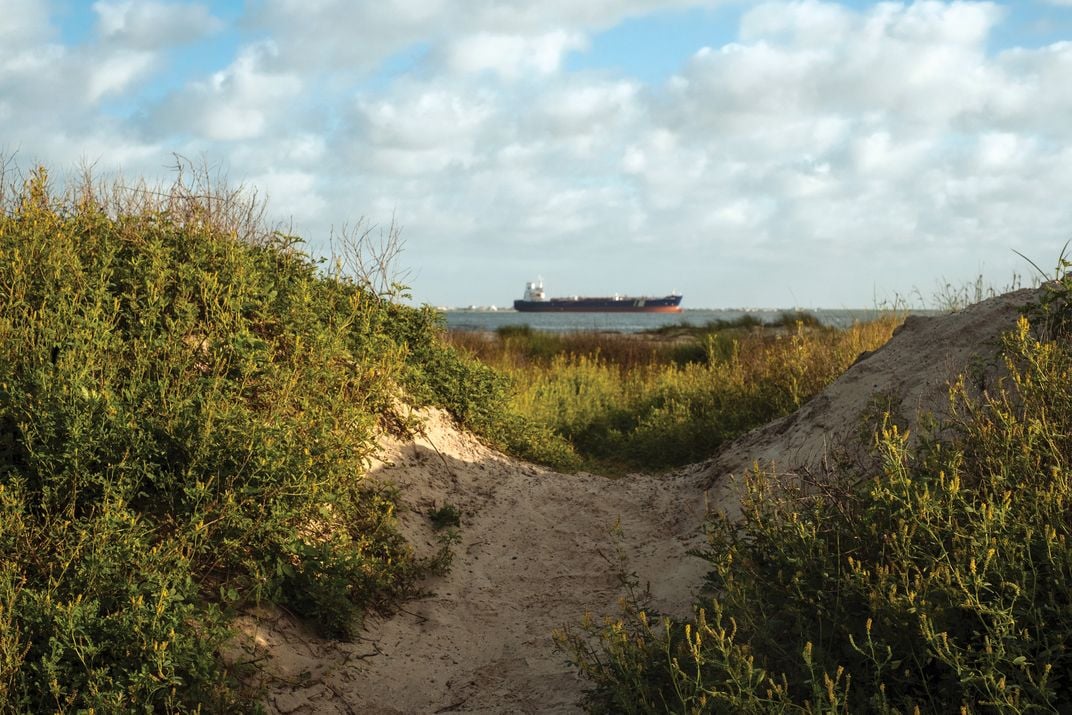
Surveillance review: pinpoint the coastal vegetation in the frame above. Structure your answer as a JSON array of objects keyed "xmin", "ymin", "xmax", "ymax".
[
  {"xmin": 9, "ymin": 161, "xmax": 1063, "ymax": 713},
  {"xmin": 556, "ymin": 273, "xmax": 1072, "ymax": 712},
  {"xmin": 0, "ymin": 167, "xmax": 504, "ymax": 711},
  {"xmin": 448, "ymin": 314, "xmax": 899, "ymax": 473}
]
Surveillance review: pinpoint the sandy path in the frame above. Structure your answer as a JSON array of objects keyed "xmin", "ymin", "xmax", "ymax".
[
  {"xmin": 231, "ymin": 287, "xmax": 1036, "ymax": 714},
  {"xmin": 233, "ymin": 408, "xmax": 713, "ymax": 714}
]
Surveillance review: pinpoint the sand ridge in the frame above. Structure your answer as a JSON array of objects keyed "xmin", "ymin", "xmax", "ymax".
[
  {"xmin": 231, "ymin": 288, "xmax": 1037, "ymax": 714},
  {"xmin": 701, "ymin": 287, "xmax": 1036, "ymax": 518}
]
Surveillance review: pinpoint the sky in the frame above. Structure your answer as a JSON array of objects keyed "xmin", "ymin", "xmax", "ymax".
[{"xmin": 3, "ymin": 0, "xmax": 1072, "ymax": 309}]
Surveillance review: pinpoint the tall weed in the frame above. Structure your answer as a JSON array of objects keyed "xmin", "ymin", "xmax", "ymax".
[{"xmin": 457, "ymin": 317, "xmax": 899, "ymax": 472}]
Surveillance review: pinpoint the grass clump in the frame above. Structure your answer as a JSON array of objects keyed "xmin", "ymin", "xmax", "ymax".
[
  {"xmin": 556, "ymin": 293, "xmax": 1072, "ymax": 711},
  {"xmin": 647, "ymin": 310, "xmax": 823, "ymax": 338},
  {"xmin": 428, "ymin": 503, "xmax": 462, "ymax": 530},
  {"xmin": 0, "ymin": 166, "xmax": 504, "ymax": 710}
]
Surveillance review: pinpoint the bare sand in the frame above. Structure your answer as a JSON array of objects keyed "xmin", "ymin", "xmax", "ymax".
[{"xmin": 229, "ymin": 288, "xmax": 1036, "ymax": 714}]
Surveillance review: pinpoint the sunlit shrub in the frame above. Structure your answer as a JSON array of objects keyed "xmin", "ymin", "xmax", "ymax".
[
  {"xmin": 0, "ymin": 167, "xmax": 481, "ymax": 709},
  {"xmin": 558, "ymin": 312, "xmax": 1072, "ymax": 712}
]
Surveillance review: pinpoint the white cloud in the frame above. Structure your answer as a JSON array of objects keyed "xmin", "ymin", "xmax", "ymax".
[
  {"xmin": 294, "ymin": 0, "xmax": 1071, "ymax": 305},
  {"xmin": 359, "ymin": 88, "xmax": 494, "ymax": 150},
  {"xmin": 93, "ymin": 1, "xmax": 221, "ymax": 48},
  {"xmin": 246, "ymin": 169, "xmax": 326, "ymax": 223},
  {"xmin": 850, "ymin": 131, "xmax": 934, "ymax": 178},
  {"xmin": 247, "ymin": 0, "xmax": 726, "ymax": 71},
  {"xmin": 146, "ymin": 42, "xmax": 302, "ymax": 141},
  {"xmin": 675, "ymin": 1, "xmax": 1007, "ymax": 128},
  {"xmin": 1, "ymin": 1, "xmax": 50, "ymax": 45},
  {"xmin": 87, "ymin": 49, "xmax": 156, "ymax": 101},
  {"xmin": 5, "ymin": 0, "xmax": 1072, "ymax": 308},
  {"xmin": 444, "ymin": 30, "xmax": 588, "ymax": 79},
  {"xmin": 0, "ymin": 1, "xmax": 65, "ymax": 110},
  {"xmin": 350, "ymin": 86, "xmax": 497, "ymax": 174},
  {"xmin": 539, "ymin": 80, "xmax": 637, "ymax": 132},
  {"xmin": 740, "ymin": 0, "xmax": 855, "ymax": 43},
  {"xmin": 975, "ymin": 131, "xmax": 1034, "ymax": 171},
  {"xmin": 621, "ymin": 129, "xmax": 708, "ymax": 210},
  {"xmin": 989, "ymin": 42, "xmax": 1072, "ymax": 131},
  {"xmin": 0, "ymin": 2, "xmax": 192, "ymax": 122}
]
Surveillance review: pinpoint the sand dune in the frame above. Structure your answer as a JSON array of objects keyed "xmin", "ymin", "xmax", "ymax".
[{"xmin": 232, "ymin": 288, "xmax": 1036, "ymax": 714}]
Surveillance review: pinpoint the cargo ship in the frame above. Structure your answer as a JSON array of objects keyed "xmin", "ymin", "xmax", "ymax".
[{"xmin": 512, "ymin": 279, "xmax": 683, "ymax": 313}]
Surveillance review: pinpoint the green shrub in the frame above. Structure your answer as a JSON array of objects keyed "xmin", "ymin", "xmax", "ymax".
[
  {"xmin": 0, "ymin": 491, "xmax": 235, "ymax": 712},
  {"xmin": 428, "ymin": 503, "xmax": 462, "ymax": 530},
  {"xmin": 0, "ymin": 167, "xmax": 484, "ymax": 710},
  {"xmin": 1022, "ymin": 245, "xmax": 1072, "ymax": 340},
  {"xmin": 558, "ymin": 314, "xmax": 1072, "ymax": 712},
  {"xmin": 393, "ymin": 304, "xmax": 512, "ymax": 429}
]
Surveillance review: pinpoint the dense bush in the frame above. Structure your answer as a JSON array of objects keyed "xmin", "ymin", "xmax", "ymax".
[
  {"xmin": 0, "ymin": 168, "xmax": 493, "ymax": 710},
  {"xmin": 557, "ymin": 306, "xmax": 1072, "ymax": 712}
]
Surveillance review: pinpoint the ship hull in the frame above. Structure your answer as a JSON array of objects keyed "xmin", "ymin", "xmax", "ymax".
[{"xmin": 513, "ymin": 296, "xmax": 683, "ymax": 313}]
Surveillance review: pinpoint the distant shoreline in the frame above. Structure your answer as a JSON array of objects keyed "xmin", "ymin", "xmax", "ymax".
[
  {"xmin": 439, "ymin": 306, "xmax": 939, "ymax": 313},
  {"xmin": 442, "ymin": 307, "xmax": 940, "ymax": 334}
]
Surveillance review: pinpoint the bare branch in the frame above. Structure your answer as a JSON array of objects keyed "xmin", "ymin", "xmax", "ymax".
[{"xmin": 329, "ymin": 214, "xmax": 411, "ymax": 301}]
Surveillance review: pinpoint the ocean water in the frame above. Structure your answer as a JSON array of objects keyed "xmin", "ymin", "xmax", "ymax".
[{"xmin": 443, "ymin": 308, "xmax": 894, "ymax": 333}]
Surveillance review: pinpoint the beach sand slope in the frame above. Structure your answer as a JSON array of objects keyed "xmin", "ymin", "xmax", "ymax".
[{"xmin": 235, "ymin": 287, "xmax": 1036, "ymax": 714}]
